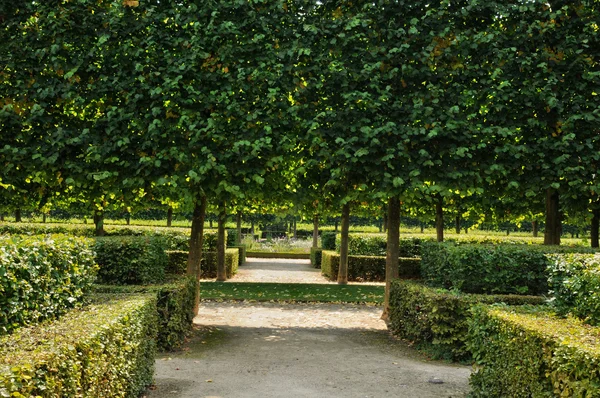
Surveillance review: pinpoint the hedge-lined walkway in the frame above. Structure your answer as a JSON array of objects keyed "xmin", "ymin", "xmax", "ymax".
[{"xmin": 223, "ymin": 257, "xmax": 385, "ymax": 285}]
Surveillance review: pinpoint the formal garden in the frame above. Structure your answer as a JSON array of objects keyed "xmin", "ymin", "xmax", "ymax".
[{"xmin": 1, "ymin": 0, "xmax": 600, "ymax": 396}]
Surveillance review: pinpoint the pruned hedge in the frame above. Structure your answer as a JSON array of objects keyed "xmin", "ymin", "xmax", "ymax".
[
  {"xmin": 228, "ymin": 245, "xmax": 247, "ymax": 266},
  {"xmin": 94, "ymin": 276, "xmax": 197, "ymax": 351},
  {"xmin": 388, "ymin": 280, "xmax": 545, "ymax": 361},
  {"xmin": 321, "ymin": 250, "xmax": 420, "ymax": 282},
  {"xmin": 0, "ymin": 235, "xmax": 97, "ymax": 335},
  {"xmin": 334, "ymin": 234, "xmax": 424, "ymax": 258},
  {"xmin": 548, "ymin": 253, "xmax": 600, "ymax": 326},
  {"xmin": 321, "ymin": 232, "xmax": 336, "ymax": 250},
  {"xmin": 420, "ymin": 242, "xmax": 595, "ymax": 295},
  {"xmin": 467, "ymin": 305, "xmax": 600, "ymax": 397},
  {"xmin": 201, "ymin": 248, "xmax": 239, "ymax": 279},
  {"xmin": 310, "ymin": 247, "xmax": 323, "ymax": 268},
  {"xmin": 95, "ymin": 236, "xmax": 168, "ymax": 285},
  {"xmin": 0, "ymin": 294, "xmax": 158, "ymax": 397}
]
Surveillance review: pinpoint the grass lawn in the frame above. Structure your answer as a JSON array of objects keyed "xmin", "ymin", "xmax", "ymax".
[{"xmin": 200, "ymin": 282, "xmax": 384, "ymax": 304}]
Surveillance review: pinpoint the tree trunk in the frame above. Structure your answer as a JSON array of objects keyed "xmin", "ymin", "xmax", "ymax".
[
  {"xmin": 382, "ymin": 196, "xmax": 400, "ymax": 322},
  {"xmin": 383, "ymin": 208, "xmax": 388, "ymax": 233},
  {"xmin": 544, "ymin": 188, "xmax": 561, "ymax": 245},
  {"xmin": 42, "ymin": 213, "xmax": 47, "ymax": 223},
  {"xmin": 236, "ymin": 211, "xmax": 242, "ymax": 245},
  {"xmin": 0, "ymin": 213, "xmax": 4, "ymax": 222},
  {"xmin": 455, "ymin": 215, "xmax": 461, "ymax": 234},
  {"xmin": 312, "ymin": 214, "xmax": 319, "ymax": 249},
  {"xmin": 209, "ymin": 219, "xmax": 213, "ymax": 228},
  {"xmin": 15, "ymin": 208, "xmax": 22, "ymax": 223},
  {"xmin": 167, "ymin": 206, "xmax": 173, "ymax": 227},
  {"xmin": 337, "ymin": 203, "xmax": 350, "ymax": 285},
  {"xmin": 293, "ymin": 217, "xmax": 297, "ymax": 239},
  {"xmin": 126, "ymin": 213, "xmax": 131, "ymax": 225},
  {"xmin": 216, "ymin": 201, "xmax": 227, "ymax": 281},
  {"xmin": 93, "ymin": 210, "xmax": 105, "ymax": 236},
  {"xmin": 378, "ymin": 219, "xmax": 383, "ymax": 232},
  {"xmin": 420, "ymin": 223, "xmax": 424, "ymax": 234},
  {"xmin": 251, "ymin": 220, "xmax": 255, "ymax": 236},
  {"xmin": 435, "ymin": 198, "xmax": 444, "ymax": 242},
  {"xmin": 187, "ymin": 195, "xmax": 207, "ymax": 279},
  {"xmin": 532, "ymin": 220, "xmax": 539, "ymax": 237},
  {"xmin": 506, "ymin": 228, "xmax": 510, "ymax": 236},
  {"xmin": 334, "ymin": 220, "xmax": 339, "ymax": 232},
  {"xmin": 592, "ymin": 208, "xmax": 599, "ymax": 248}
]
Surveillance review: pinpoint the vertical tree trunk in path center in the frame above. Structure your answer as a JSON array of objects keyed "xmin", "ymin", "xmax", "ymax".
[
  {"xmin": 435, "ymin": 198, "xmax": 444, "ymax": 242},
  {"xmin": 455, "ymin": 215, "xmax": 461, "ymax": 234},
  {"xmin": 216, "ymin": 201, "xmax": 227, "ymax": 282},
  {"xmin": 592, "ymin": 208, "xmax": 599, "ymax": 248},
  {"xmin": 42, "ymin": 213, "xmax": 47, "ymax": 223},
  {"xmin": 187, "ymin": 194, "xmax": 206, "ymax": 314},
  {"xmin": 93, "ymin": 210, "xmax": 105, "ymax": 236},
  {"xmin": 167, "ymin": 206, "xmax": 173, "ymax": 227},
  {"xmin": 544, "ymin": 188, "xmax": 561, "ymax": 246},
  {"xmin": 312, "ymin": 213, "xmax": 319, "ymax": 249},
  {"xmin": 236, "ymin": 211, "xmax": 242, "ymax": 246},
  {"xmin": 382, "ymin": 196, "xmax": 400, "ymax": 322},
  {"xmin": 126, "ymin": 213, "xmax": 131, "ymax": 225},
  {"xmin": 532, "ymin": 220, "xmax": 538, "ymax": 237},
  {"xmin": 338, "ymin": 203, "xmax": 350, "ymax": 285}
]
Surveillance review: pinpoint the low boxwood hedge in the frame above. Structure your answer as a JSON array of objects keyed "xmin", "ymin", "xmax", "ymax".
[
  {"xmin": 228, "ymin": 245, "xmax": 247, "ymax": 266},
  {"xmin": 0, "ymin": 235, "xmax": 97, "ymax": 335},
  {"xmin": 467, "ymin": 305, "xmax": 600, "ymax": 397},
  {"xmin": 334, "ymin": 234, "xmax": 426, "ymax": 258},
  {"xmin": 310, "ymin": 247, "xmax": 323, "ymax": 268},
  {"xmin": 388, "ymin": 279, "xmax": 545, "ymax": 361},
  {"xmin": 321, "ymin": 250, "xmax": 420, "ymax": 282},
  {"xmin": 95, "ymin": 236, "xmax": 168, "ymax": 285},
  {"xmin": 0, "ymin": 294, "xmax": 158, "ymax": 397},
  {"xmin": 548, "ymin": 253, "xmax": 600, "ymax": 325},
  {"xmin": 94, "ymin": 276, "xmax": 197, "ymax": 351},
  {"xmin": 201, "ymin": 248, "xmax": 239, "ymax": 279}
]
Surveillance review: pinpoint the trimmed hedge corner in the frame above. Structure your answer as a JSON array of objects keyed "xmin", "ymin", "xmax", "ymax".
[
  {"xmin": 0, "ymin": 235, "xmax": 97, "ymax": 335},
  {"xmin": 310, "ymin": 247, "xmax": 323, "ymax": 268},
  {"xmin": 202, "ymin": 248, "xmax": 239, "ymax": 279},
  {"xmin": 468, "ymin": 305, "xmax": 600, "ymax": 397},
  {"xmin": 166, "ymin": 250, "xmax": 188, "ymax": 275},
  {"xmin": 0, "ymin": 294, "xmax": 158, "ymax": 397},
  {"xmin": 321, "ymin": 232, "xmax": 336, "ymax": 250},
  {"xmin": 228, "ymin": 245, "xmax": 247, "ymax": 266},
  {"xmin": 95, "ymin": 236, "xmax": 168, "ymax": 285},
  {"xmin": 321, "ymin": 250, "xmax": 420, "ymax": 282},
  {"xmin": 388, "ymin": 279, "xmax": 545, "ymax": 361}
]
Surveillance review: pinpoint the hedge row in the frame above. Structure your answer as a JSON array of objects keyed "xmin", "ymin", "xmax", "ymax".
[
  {"xmin": 166, "ymin": 249, "xmax": 239, "ymax": 279},
  {"xmin": 0, "ymin": 235, "xmax": 97, "ymax": 335},
  {"xmin": 310, "ymin": 247, "xmax": 323, "ymax": 268},
  {"xmin": 468, "ymin": 305, "xmax": 600, "ymax": 397},
  {"xmin": 548, "ymin": 253, "xmax": 600, "ymax": 326},
  {"xmin": 94, "ymin": 276, "xmax": 197, "ymax": 351},
  {"xmin": 333, "ymin": 234, "xmax": 423, "ymax": 258},
  {"xmin": 321, "ymin": 250, "xmax": 420, "ymax": 282},
  {"xmin": 388, "ymin": 280, "xmax": 545, "ymax": 361},
  {"xmin": 228, "ymin": 245, "xmax": 247, "ymax": 266},
  {"xmin": 421, "ymin": 242, "xmax": 596, "ymax": 295},
  {"xmin": 0, "ymin": 294, "xmax": 157, "ymax": 397}
]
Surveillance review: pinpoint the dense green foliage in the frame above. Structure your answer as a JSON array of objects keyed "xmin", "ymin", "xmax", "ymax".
[
  {"xmin": 94, "ymin": 276, "xmax": 197, "ymax": 351},
  {"xmin": 228, "ymin": 245, "xmax": 247, "ymax": 266},
  {"xmin": 321, "ymin": 232, "xmax": 337, "ymax": 251},
  {"xmin": 201, "ymin": 249, "xmax": 239, "ymax": 279},
  {"xmin": 321, "ymin": 250, "xmax": 420, "ymax": 282},
  {"xmin": 388, "ymin": 280, "xmax": 545, "ymax": 361},
  {"xmin": 335, "ymin": 234, "xmax": 424, "ymax": 257},
  {"xmin": 0, "ymin": 235, "xmax": 97, "ymax": 335},
  {"xmin": 420, "ymin": 242, "xmax": 596, "ymax": 295},
  {"xmin": 95, "ymin": 236, "xmax": 168, "ymax": 285},
  {"xmin": 310, "ymin": 247, "xmax": 323, "ymax": 268},
  {"xmin": 468, "ymin": 305, "xmax": 600, "ymax": 397},
  {"xmin": 201, "ymin": 282, "xmax": 384, "ymax": 304},
  {"xmin": 548, "ymin": 253, "xmax": 600, "ymax": 325},
  {"xmin": 0, "ymin": 294, "xmax": 157, "ymax": 397}
]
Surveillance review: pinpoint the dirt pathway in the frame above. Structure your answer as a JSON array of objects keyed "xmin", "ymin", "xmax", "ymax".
[{"xmin": 146, "ymin": 302, "xmax": 472, "ymax": 398}]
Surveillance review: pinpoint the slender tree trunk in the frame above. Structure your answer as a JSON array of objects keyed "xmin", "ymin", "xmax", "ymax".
[
  {"xmin": 506, "ymin": 228, "xmax": 510, "ymax": 236},
  {"xmin": 15, "ymin": 208, "xmax": 22, "ymax": 223},
  {"xmin": 209, "ymin": 219, "xmax": 213, "ymax": 228},
  {"xmin": 382, "ymin": 196, "xmax": 400, "ymax": 322},
  {"xmin": 532, "ymin": 220, "xmax": 539, "ymax": 237},
  {"xmin": 383, "ymin": 208, "xmax": 388, "ymax": 233},
  {"xmin": 591, "ymin": 209, "xmax": 599, "ymax": 248},
  {"xmin": 187, "ymin": 195, "xmax": 207, "ymax": 278},
  {"xmin": 126, "ymin": 213, "xmax": 131, "ymax": 225},
  {"xmin": 378, "ymin": 219, "xmax": 383, "ymax": 232},
  {"xmin": 236, "ymin": 211, "xmax": 242, "ymax": 245},
  {"xmin": 42, "ymin": 213, "xmax": 47, "ymax": 223},
  {"xmin": 464, "ymin": 226, "xmax": 469, "ymax": 234},
  {"xmin": 420, "ymin": 223, "xmax": 424, "ymax": 233},
  {"xmin": 0, "ymin": 213, "xmax": 4, "ymax": 221},
  {"xmin": 312, "ymin": 214, "xmax": 319, "ymax": 249},
  {"xmin": 251, "ymin": 220, "xmax": 255, "ymax": 236},
  {"xmin": 216, "ymin": 201, "xmax": 227, "ymax": 281},
  {"xmin": 455, "ymin": 215, "xmax": 461, "ymax": 234},
  {"xmin": 167, "ymin": 206, "xmax": 173, "ymax": 227},
  {"xmin": 293, "ymin": 217, "xmax": 297, "ymax": 239},
  {"xmin": 435, "ymin": 198, "xmax": 444, "ymax": 242},
  {"xmin": 93, "ymin": 210, "xmax": 105, "ymax": 236},
  {"xmin": 338, "ymin": 203, "xmax": 350, "ymax": 285},
  {"xmin": 334, "ymin": 220, "xmax": 339, "ymax": 232},
  {"xmin": 544, "ymin": 188, "xmax": 561, "ymax": 245}
]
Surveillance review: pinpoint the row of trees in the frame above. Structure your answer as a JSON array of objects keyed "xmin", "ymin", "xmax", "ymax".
[{"xmin": 1, "ymin": 0, "xmax": 599, "ymax": 313}]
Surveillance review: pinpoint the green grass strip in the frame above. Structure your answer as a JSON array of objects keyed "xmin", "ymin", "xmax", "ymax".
[{"xmin": 200, "ymin": 282, "xmax": 384, "ymax": 304}]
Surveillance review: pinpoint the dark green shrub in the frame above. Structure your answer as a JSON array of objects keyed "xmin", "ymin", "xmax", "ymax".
[
  {"xmin": 0, "ymin": 222, "xmax": 95, "ymax": 236},
  {"xmin": 334, "ymin": 234, "xmax": 427, "ymax": 257},
  {"xmin": 388, "ymin": 280, "xmax": 545, "ymax": 361},
  {"xmin": 310, "ymin": 247, "xmax": 323, "ymax": 268},
  {"xmin": 0, "ymin": 235, "xmax": 97, "ymax": 335},
  {"xmin": 95, "ymin": 236, "xmax": 167, "ymax": 285},
  {"xmin": 201, "ymin": 248, "xmax": 239, "ymax": 279},
  {"xmin": 321, "ymin": 251, "xmax": 420, "ymax": 282},
  {"xmin": 228, "ymin": 245, "xmax": 247, "ymax": 266},
  {"xmin": 548, "ymin": 253, "xmax": 600, "ymax": 325},
  {"xmin": 467, "ymin": 305, "xmax": 600, "ymax": 397},
  {"xmin": 226, "ymin": 229, "xmax": 237, "ymax": 247},
  {"xmin": 421, "ymin": 242, "xmax": 557, "ymax": 295},
  {"xmin": 321, "ymin": 232, "xmax": 336, "ymax": 250},
  {"xmin": 0, "ymin": 294, "xmax": 158, "ymax": 397},
  {"xmin": 166, "ymin": 250, "xmax": 188, "ymax": 275}
]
